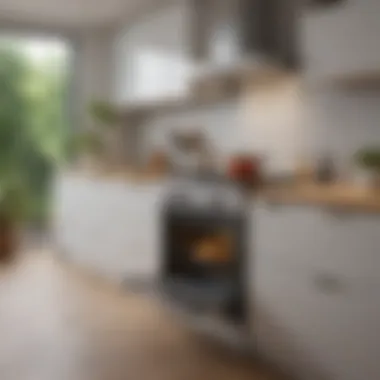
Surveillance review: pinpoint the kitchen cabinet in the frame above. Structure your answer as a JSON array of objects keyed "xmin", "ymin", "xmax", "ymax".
[
  {"xmin": 54, "ymin": 173, "xmax": 380, "ymax": 379},
  {"xmin": 53, "ymin": 174, "xmax": 165, "ymax": 282},
  {"xmin": 301, "ymin": 0, "xmax": 380, "ymax": 79},
  {"xmin": 251, "ymin": 202, "xmax": 380, "ymax": 380},
  {"xmin": 114, "ymin": 3, "xmax": 191, "ymax": 103}
]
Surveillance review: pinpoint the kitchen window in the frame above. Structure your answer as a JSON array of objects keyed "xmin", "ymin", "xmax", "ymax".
[{"xmin": 130, "ymin": 47, "xmax": 191, "ymax": 101}]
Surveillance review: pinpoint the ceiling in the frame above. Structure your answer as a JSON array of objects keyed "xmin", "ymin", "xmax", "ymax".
[{"xmin": 0, "ymin": 0, "xmax": 158, "ymax": 29}]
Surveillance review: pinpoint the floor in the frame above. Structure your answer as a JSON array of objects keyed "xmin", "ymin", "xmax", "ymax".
[{"xmin": 0, "ymin": 251, "xmax": 285, "ymax": 380}]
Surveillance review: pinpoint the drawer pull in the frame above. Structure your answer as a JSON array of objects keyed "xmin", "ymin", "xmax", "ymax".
[{"xmin": 313, "ymin": 273, "xmax": 345, "ymax": 294}]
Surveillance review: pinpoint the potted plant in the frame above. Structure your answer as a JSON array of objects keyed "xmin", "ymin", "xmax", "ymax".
[
  {"xmin": 354, "ymin": 147, "xmax": 380, "ymax": 190},
  {"xmin": 0, "ymin": 126, "xmax": 57, "ymax": 262},
  {"xmin": 70, "ymin": 100, "xmax": 122, "ymax": 171},
  {"xmin": 0, "ymin": 45, "xmax": 55, "ymax": 263},
  {"xmin": 0, "ymin": 181, "xmax": 29, "ymax": 262}
]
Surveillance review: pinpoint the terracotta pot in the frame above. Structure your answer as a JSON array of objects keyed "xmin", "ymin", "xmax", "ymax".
[{"xmin": 0, "ymin": 215, "xmax": 17, "ymax": 263}]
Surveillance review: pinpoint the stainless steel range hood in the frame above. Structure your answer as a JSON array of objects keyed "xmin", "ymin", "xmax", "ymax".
[
  {"xmin": 192, "ymin": 55, "xmax": 285, "ymax": 86},
  {"xmin": 189, "ymin": 0, "xmax": 299, "ymax": 85}
]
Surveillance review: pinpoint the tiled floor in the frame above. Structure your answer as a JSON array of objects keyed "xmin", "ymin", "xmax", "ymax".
[{"xmin": 0, "ymin": 251, "xmax": 285, "ymax": 380}]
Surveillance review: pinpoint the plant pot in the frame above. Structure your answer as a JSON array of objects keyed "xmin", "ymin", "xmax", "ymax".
[{"xmin": 0, "ymin": 215, "xmax": 18, "ymax": 263}]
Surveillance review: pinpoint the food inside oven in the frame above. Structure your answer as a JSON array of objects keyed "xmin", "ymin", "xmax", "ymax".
[{"xmin": 192, "ymin": 231, "xmax": 234, "ymax": 265}]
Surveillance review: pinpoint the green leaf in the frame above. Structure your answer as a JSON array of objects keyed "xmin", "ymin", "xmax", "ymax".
[
  {"xmin": 89, "ymin": 100, "xmax": 119, "ymax": 127},
  {"xmin": 355, "ymin": 147, "xmax": 380, "ymax": 171}
]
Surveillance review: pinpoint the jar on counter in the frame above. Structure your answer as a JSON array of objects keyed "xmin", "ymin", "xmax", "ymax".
[
  {"xmin": 227, "ymin": 154, "xmax": 262, "ymax": 189},
  {"xmin": 315, "ymin": 154, "xmax": 337, "ymax": 184}
]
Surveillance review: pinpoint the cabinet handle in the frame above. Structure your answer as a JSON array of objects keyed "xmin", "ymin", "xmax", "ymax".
[{"xmin": 313, "ymin": 273, "xmax": 345, "ymax": 294}]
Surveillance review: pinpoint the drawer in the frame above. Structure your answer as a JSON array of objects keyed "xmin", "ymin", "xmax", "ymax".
[
  {"xmin": 253, "ymin": 258, "xmax": 380, "ymax": 380},
  {"xmin": 253, "ymin": 205, "xmax": 380, "ymax": 281}
]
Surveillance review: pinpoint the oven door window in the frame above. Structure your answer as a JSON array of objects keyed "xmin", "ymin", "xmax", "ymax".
[{"xmin": 170, "ymin": 225, "xmax": 236, "ymax": 280}]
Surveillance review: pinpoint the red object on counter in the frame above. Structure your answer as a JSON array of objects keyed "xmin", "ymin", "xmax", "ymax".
[{"xmin": 227, "ymin": 154, "xmax": 262, "ymax": 186}]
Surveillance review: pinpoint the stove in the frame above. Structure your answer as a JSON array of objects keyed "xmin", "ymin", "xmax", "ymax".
[{"xmin": 161, "ymin": 174, "xmax": 250, "ymax": 325}]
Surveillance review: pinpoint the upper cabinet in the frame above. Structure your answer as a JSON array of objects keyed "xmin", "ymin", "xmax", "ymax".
[
  {"xmin": 301, "ymin": 0, "xmax": 380, "ymax": 81},
  {"xmin": 114, "ymin": 3, "xmax": 193, "ymax": 103}
]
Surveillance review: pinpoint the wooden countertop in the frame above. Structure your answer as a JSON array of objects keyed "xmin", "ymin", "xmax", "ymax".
[
  {"xmin": 62, "ymin": 170, "xmax": 380, "ymax": 213},
  {"xmin": 261, "ymin": 182, "xmax": 380, "ymax": 213},
  {"xmin": 63, "ymin": 168, "xmax": 169, "ymax": 184}
]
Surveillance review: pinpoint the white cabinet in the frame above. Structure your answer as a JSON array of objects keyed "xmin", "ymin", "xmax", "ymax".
[
  {"xmin": 53, "ymin": 175, "xmax": 165, "ymax": 282},
  {"xmin": 301, "ymin": 0, "xmax": 380, "ymax": 78},
  {"xmin": 252, "ymin": 203, "xmax": 380, "ymax": 380},
  {"xmin": 114, "ymin": 3, "xmax": 192, "ymax": 103}
]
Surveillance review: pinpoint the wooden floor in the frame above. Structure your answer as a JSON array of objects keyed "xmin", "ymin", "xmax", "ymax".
[{"xmin": 0, "ymin": 251, "xmax": 284, "ymax": 380}]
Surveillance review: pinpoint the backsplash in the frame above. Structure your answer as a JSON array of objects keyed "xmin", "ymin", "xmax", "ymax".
[
  {"xmin": 113, "ymin": 2, "xmax": 305, "ymax": 175},
  {"xmin": 138, "ymin": 78, "xmax": 380, "ymax": 177},
  {"xmin": 139, "ymin": 101, "xmax": 243, "ymax": 170},
  {"xmin": 306, "ymin": 89, "xmax": 380, "ymax": 166},
  {"xmin": 139, "ymin": 77, "xmax": 305, "ymax": 175}
]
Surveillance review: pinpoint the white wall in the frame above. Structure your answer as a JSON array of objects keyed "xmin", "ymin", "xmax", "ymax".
[
  {"xmin": 305, "ymin": 89, "xmax": 380, "ymax": 168},
  {"xmin": 301, "ymin": 0, "xmax": 380, "ymax": 78},
  {"xmin": 242, "ymin": 77, "xmax": 305, "ymax": 174},
  {"xmin": 139, "ymin": 77, "xmax": 305, "ymax": 175},
  {"xmin": 139, "ymin": 101, "xmax": 242, "ymax": 168}
]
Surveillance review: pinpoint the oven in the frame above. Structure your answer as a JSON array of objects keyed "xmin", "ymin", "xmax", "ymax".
[{"xmin": 161, "ymin": 174, "xmax": 249, "ymax": 325}]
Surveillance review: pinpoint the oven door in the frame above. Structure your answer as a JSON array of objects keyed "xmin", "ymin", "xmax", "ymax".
[{"xmin": 161, "ymin": 210, "xmax": 247, "ymax": 321}]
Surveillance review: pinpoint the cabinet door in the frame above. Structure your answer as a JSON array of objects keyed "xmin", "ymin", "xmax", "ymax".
[
  {"xmin": 54, "ymin": 177, "xmax": 164, "ymax": 282},
  {"xmin": 252, "ymin": 205, "xmax": 380, "ymax": 380},
  {"xmin": 254, "ymin": 258, "xmax": 380, "ymax": 380},
  {"xmin": 301, "ymin": 0, "xmax": 380, "ymax": 78},
  {"xmin": 121, "ymin": 186, "xmax": 162, "ymax": 279},
  {"xmin": 115, "ymin": 3, "xmax": 190, "ymax": 103},
  {"xmin": 253, "ymin": 204, "xmax": 326, "ymax": 269}
]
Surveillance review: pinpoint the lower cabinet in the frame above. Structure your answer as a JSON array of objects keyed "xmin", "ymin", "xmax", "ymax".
[
  {"xmin": 54, "ymin": 175, "xmax": 164, "ymax": 282},
  {"xmin": 252, "ymin": 203, "xmax": 380, "ymax": 380}
]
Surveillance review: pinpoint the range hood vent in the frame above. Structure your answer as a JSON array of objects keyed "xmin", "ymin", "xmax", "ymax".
[{"xmin": 189, "ymin": 0, "xmax": 299, "ymax": 83}]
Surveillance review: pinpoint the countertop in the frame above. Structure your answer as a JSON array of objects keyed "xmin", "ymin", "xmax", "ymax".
[
  {"xmin": 261, "ymin": 182, "xmax": 380, "ymax": 213},
  {"xmin": 62, "ymin": 170, "xmax": 380, "ymax": 213},
  {"xmin": 63, "ymin": 168, "xmax": 169, "ymax": 184}
]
